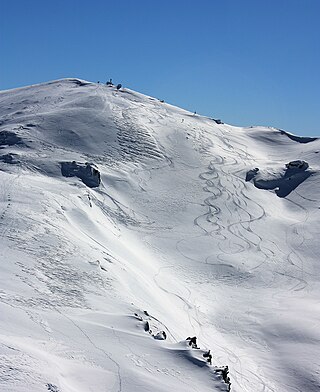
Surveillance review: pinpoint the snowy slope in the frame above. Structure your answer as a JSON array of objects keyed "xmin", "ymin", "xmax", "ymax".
[{"xmin": 0, "ymin": 79, "xmax": 319, "ymax": 392}]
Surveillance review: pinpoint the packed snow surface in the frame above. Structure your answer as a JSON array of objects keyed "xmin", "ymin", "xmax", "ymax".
[{"xmin": 0, "ymin": 79, "xmax": 319, "ymax": 392}]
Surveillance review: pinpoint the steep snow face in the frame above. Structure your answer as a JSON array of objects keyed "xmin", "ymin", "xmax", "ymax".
[{"xmin": 0, "ymin": 79, "xmax": 319, "ymax": 392}]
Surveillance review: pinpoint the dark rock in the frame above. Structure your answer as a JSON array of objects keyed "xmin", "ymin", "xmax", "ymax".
[
  {"xmin": 154, "ymin": 330, "xmax": 167, "ymax": 340},
  {"xmin": 61, "ymin": 161, "xmax": 101, "ymax": 188},
  {"xmin": 245, "ymin": 168, "xmax": 259, "ymax": 182},
  {"xmin": 279, "ymin": 130, "xmax": 317, "ymax": 144},
  {"xmin": 0, "ymin": 131, "xmax": 23, "ymax": 146},
  {"xmin": 212, "ymin": 119, "xmax": 223, "ymax": 124},
  {"xmin": 285, "ymin": 160, "xmax": 308, "ymax": 170},
  {"xmin": 0, "ymin": 153, "xmax": 19, "ymax": 164}
]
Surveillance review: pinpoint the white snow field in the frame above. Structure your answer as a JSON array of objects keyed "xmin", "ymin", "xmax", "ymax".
[{"xmin": 0, "ymin": 79, "xmax": 319, "ymax": 392}]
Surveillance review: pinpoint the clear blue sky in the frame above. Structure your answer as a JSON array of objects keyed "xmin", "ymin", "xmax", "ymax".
[{"xmin": 1, "ymin": 0, "xmax": 319, "ymax": 136}]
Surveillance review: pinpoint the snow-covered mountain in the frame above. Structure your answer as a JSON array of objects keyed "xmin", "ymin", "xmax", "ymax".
[{"xmin": 0, "ymin": 79, "xmax": 319, "ymax": 392}]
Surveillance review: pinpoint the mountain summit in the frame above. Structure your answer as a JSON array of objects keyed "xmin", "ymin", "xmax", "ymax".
[{"xmin": 0, "ymin": 78, "xmax": 319, "ymax": 392}]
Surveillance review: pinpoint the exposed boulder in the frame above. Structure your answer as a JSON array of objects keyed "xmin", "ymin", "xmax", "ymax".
[
  {"xmin": 0, "ymin": 131, "xmax": 24, "ymax": 147},
  {"xmin": 245, "ymin": 167, "xmax": 259, "ymax": 182},
  {"xmin": 0, "ymin": 153, "xmax": 19, "ymax": 164},
  {"xmin": 153, "ymin": 331, "xmax": 167, "ymax": 340},
  {"xmin": 285, "ymin": 160, "xmax": 308, "ymax": 170},
  {"xmin": 212, "ymin": 118, "xmax": 224, "ymax": 124},
  {"xmin": 61, "ymin": 161, "xmax": 101, "ymax": 188}
]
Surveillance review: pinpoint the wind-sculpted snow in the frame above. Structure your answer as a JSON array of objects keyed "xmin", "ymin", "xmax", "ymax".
[
  {"xmin": 246, "ymin": 160, "xmax": 313, "ymax": 197},
  {"xmin": 0, "ymin": 79, "xmax": 319, "ymax": 391}
]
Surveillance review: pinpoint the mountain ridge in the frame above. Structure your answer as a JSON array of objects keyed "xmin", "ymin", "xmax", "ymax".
[{"xmin": 0, "ymin": 78, "xmax": 319, "ymax": 392}]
